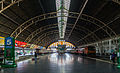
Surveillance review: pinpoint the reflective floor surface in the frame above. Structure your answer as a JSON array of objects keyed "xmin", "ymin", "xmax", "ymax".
[{"xmin": 1, "ymin": 53, "xmax": 120, "ymax": 73}]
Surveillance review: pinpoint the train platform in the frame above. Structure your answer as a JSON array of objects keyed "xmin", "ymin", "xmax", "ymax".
[{"xmin": 0, "ymin": 53, "xmax": 120, "ymax": 73}]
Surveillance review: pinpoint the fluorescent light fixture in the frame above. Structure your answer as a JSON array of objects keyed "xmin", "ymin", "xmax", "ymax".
[{"xmin": 56, "ymin": 0, "xmax": 71, "ymax": 39}]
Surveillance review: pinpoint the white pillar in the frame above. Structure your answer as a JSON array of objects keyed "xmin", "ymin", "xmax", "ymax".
[{"xmin": 109, "ymin": 39, "xmax": 112, "ymax": 54}]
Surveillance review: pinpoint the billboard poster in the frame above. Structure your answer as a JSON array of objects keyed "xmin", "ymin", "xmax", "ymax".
[{"xmin": 0, "ymin": 36, "xmax": 5, "ymax": 46}]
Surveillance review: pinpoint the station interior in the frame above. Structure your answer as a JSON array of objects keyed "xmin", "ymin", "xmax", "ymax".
[{"xmin": 0, "ymin": 0, "xmax": 120, "ymax": 73}]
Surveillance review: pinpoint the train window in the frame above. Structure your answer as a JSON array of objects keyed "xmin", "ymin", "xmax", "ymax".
[
  {"xmin": 88, "ymin": 46, "xmax": 96, "ymax": 51},
  {"xmin": 88, "ymin": 48, "xmax": 95, "ymax": 51}
]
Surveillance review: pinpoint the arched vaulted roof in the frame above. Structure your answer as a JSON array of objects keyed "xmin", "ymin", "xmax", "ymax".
[{"xmin": 0, "ymin": 0, "xmax": 120, "ymax": 47}]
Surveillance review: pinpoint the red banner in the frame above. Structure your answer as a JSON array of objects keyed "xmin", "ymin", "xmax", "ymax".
[{"xmin": 15, "ymin": 40, "xmax": 27, "ymax": 48}]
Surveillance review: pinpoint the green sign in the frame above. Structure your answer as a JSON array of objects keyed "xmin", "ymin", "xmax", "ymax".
[{"xmin": 2, "ymin": 37, "xmax": 17, "ymax": 68}]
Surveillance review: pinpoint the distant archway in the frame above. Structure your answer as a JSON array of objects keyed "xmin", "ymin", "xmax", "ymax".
[{"xmin": 47, "ymin": 40, "xmax": 76, "ymax": 51}]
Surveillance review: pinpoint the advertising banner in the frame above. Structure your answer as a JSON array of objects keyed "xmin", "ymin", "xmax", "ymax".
[
  {"xmin": 30, "ymin": 44, "xmax": 35, "ymax": 49},
  {"xmin": 15, "ymin": 40, "xmax": 27, "ymax": 48},
  {"xmin": 0, "ymin": 36, "xmax": 5, "ymax": 46},
  {"xmin": 25, "ymin": 44, "xmax": 31, "ymax": 48},
  {"xmin": 34, "ymin": 45, "xmax": 38, "ymax": 49}
]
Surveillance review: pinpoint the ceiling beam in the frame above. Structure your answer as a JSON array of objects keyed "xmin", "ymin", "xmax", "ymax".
[{"xmin": 67, "ymin": 0, "xmax": 89, "ymax": 39}]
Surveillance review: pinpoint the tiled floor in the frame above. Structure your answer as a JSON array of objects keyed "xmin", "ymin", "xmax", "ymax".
[{"xmin": 1, "ymin": 53, "xmax": 120, "ymax": 73}]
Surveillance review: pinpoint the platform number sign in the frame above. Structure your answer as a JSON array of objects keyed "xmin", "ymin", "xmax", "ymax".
[
  {"xmin": 5, "ymin": 37, "xmax": 13, "ymax": 49},
  {"xmin": 7, "ymin": 39, "xmax": 12, "ymax": 45}
]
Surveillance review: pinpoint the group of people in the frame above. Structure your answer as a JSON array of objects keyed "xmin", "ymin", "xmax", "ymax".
[
  {"xmin": 111, "ymin": 52, "xmax": 117, "ymax": 64},
  {"xmin": 110, "ymin": 51, "xmax": 119, "ymax": 65}
]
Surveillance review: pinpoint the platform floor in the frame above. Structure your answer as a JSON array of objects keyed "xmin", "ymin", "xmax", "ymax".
[{"xmin": 1, "ymin": 53, "xmax": 120, "ymax": 73}]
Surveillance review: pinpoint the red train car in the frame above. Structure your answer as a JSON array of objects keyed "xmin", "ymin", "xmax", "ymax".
[{"xmin": 83, "ymin": 46, "xmax": 96, "ymax": 57}]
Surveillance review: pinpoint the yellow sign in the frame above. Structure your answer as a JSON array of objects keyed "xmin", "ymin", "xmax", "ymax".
[{"xmin": 0, "ymin": 36, "xmax": 5, "ymax": 46}]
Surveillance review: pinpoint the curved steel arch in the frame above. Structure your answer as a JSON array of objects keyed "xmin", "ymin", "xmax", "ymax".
[
  {"xmin": 28, "ymin": 25, "xmax": 58, "ymax": 42},
  {"xmin": 81, "ymin": 14, "xmax": 117, "ymax": 38},
  {"xmin": 112, "ymin": 0, "xmax": 120, "ymax": 5},
  {"xmin": 0, "ymin": 0, "xmax": 119, "ymax": 14},
  {"xmin": 38, "ymin": 32, "xmax": 78, "ymax": 47},
  {"xmin": 41, "ymin": 37, "xmax": 59, "ymax": 47},
  {"xmin": 34, "ymin": 30, "xmax": 59, "ymax": 45},
  {"xmin": 35, "ymin": 30, "xmax": 89, "ymax": 46},
  {"xmin": 25, "ymin": 23, "xmax": 100, "ymax": 43},
  {"xmin": 32, "ymin": 26, "xmax": 94, "ymax": 45},
  {"xmin": 39, "ymin": 32, "xmax": 80, "ymax": 47},
  {"xmin": 28, "ymin": 26, "xmax": 87, "ymax": 44},
  {"xmin": 33, "ymin": 30, "xmax": 79, "ymax": 45},
  {"xmin": 25, "ymin": 24, "xmax": 58, "ymax": 43},
  {"xmin": 0, "ymin": 0, "xmax": 22, "ymax": 13},
  {"xmin": 10, "ymin": 12, "xmax": 117, "ymax": 40},
  {"xmin": 40, "ymin": 33, "xmax": 59, "ymax": 46},
  {"xmin": 38, "ymin": 31, "xmax": 59, "ymax": 46},
  {"xmin": 33, "ymin": 30, "xmax": 98, "ymax": 46}
]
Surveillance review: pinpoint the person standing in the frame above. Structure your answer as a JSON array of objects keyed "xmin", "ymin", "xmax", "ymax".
[
  {"xmin": 34, "ymin": 51, "xmax": 37, "ymax": 62},
  {"xmin": 111, "ymin": 52, "xmax": 115, "ymax": 64}
]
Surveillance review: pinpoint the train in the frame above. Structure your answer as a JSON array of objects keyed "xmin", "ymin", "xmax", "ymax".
[
  {"xmin": 83, "ymin": 46, "xmax": 96, "ymax": 57},
  {"xmin": 74, "ymin": 46, "xmax": 96, "ymax": 57}
]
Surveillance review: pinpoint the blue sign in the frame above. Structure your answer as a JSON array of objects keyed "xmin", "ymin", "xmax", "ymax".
[{"xmin": 5, "ymin": 37, "xmax": 13, "ymax": 48}]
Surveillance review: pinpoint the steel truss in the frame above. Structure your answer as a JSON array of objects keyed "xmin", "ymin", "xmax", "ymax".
[
  {"xmin": 10, "ymin": 12, "xmax": 116, "ymax": 42},
  {"xmin": 0, "ymin": 0, "xmax": 119, "ymax": 46},
  {"xmin": 0, "ymin": 0, "xmax": 22, "ymax": 13},
  {"xmin": 112, "ymin": 0, "xmax": 120, "ymax": 5},
  {"xmin": 37, "ymin": 31, "xmax": 70, "ymax": 47},
  {"xmin": 40, "ymin": 31, "xmax": 81, "ymax": 47},
  {"xmin": 25, "ymin": 23, "xmax": 99, "ymax": 44},
  {"xmin": 34, "ymin": 29, "xmax": 94, "ymax": 47}
]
